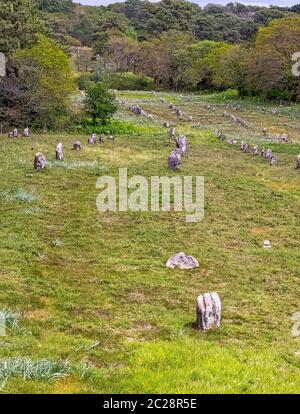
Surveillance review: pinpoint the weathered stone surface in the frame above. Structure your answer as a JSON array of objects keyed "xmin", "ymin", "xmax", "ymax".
[
  {"xmin": 168, "ymin": 127, "xmax": 176, "ymax": 137},
  {"xmin": 187, "ymin": 116, "xmax": 193, "ymax": 122},
  {"xmin": 34, "ymin": 153, "xmax": 46, "ymax": 171},
  {"xmin": 227, "ymin": 138, "xmax": 237, "ymax": 145},
  {"xmin": 56, "ymin": 143, "xmax": 63, "ymax": 161},
  {"xmin": 73, "ymin": 141, "xmax": 81, "ymax": 151},
  {"xmin": 241, "ymin": 141, "xmax": 249, "ymax": 153},
  {"xmin": 166, "ymin": 252, "xmax": 199, "ymax": 269},
  {"xmin": 265, "ymin": 148, "xmax": 273, "ymax": 160},
  {"xmin": 176, "ymin": 135, "xmax": 188, "ymax": 155},
  {"xmin": 263, "ymin": 240, "xmax": 271, "ymax": 249},
  {"xmin": 215, "ymin": 131, "xmax": 226, "ymax": 141},
  {"xmin": 88, "ymin": 133, "xmax": 96, "ymax": 144},
  {"xmin": 196, "ymin": 292, "xmax": 221, "ymax": 331},
  {"xmin": 8, "ymin": 128, "xmax": 18, "ymax": 138},
  {"xmin": 168, "ymin": 149, "xmax": 181, "ymax": 169},
  {"xmin": 23, "ymin": 127, "xmax": 29, "ymax": 137},
  {"xmin": 253, "ymin": 145, "xmax": 259, "ymax": 156}
]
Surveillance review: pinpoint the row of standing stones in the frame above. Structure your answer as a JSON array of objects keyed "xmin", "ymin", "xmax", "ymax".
[
  {"xmin": 34, "ymin": 134, "xmax": 115, "ymax": 170},
  {"xmin": 159, "ymin": 97, "xmax": 299, "ymax": 330},
  {"xmin": 162, "ymin": 101, "xmax": 221, "ymax": 330},
  {"xmin": 215, "ymin": 130, "xmax": 300, "ymax": 168},
  {"xmin": 21, "ymin": 96, "xmax": 300, "ymax": 329}
]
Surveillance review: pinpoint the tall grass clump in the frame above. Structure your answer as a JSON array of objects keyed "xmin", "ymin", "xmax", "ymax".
[
  {"xmin": 0, "ymin": 358, "xmax": 70, "ymax": 382},
  {"xmin": 0, "ymin": 188, "xmax": 38, "ymax": 203}
]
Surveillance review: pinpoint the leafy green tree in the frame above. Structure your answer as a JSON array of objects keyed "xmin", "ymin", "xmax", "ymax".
[
  {"xmin": 8, "ymin": 35, "xmax": 75, "ymax": 126},
  {"xmin": 38, "ymin": 0, "xmax": 74, "ymax": 13},
  {"xmin": 189, "ymin": 41, "xmax": 231, "ymax": 90},
  {"xmin": 246, "ymin": 17, "xmax": 300, "ymax": 101},
  {"xmin": 84, "ymin": 82, "xmax": 117, "ymax": 125},
  {"xmin": 0, "ymin": 0, "xmax": 42, "ymax": 54}
]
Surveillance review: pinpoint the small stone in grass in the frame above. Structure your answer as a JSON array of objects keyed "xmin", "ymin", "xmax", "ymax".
[
  {"xmin": 166, "ymin": 252, "xmax": 199, "ymax": 269},
  {"xmin": 263, "ymin": 240, "xmax": 271, "ymax": 249}
]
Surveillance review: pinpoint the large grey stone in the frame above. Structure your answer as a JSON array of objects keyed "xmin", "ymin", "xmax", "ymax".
[{"xmin": 166, "ymin": 252, "xmax": 199, "ymax": 269}]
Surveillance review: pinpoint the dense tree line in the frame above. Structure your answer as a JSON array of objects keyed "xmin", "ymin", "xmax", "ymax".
[
  {"xmin": 35, "ymin": 0, "xmax": 300, "ymax": 46},
  {"xmin": 35, "ymin": 0, "xmax": 300, "ymax": 101},
  {"xmin": 1, "ymin": 0, "xmax": 300, "ymax": 132}
]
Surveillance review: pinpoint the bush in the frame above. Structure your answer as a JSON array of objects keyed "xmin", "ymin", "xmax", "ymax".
[
  {"xmin": 214, "ymin": 89, "xmax": 240, "ymax": 100},
  {"xmin": 75, "ymin": 118, "xmax": 161, "ymax": 135},
  {"xmin": 108, "ymin": 72, "xmax": 155, "ymax": 91},
  {"xmin": 266, "ymin": 90, "xmax": 292, "ymax": 102},
  {"xmin": 84, "ymin": 82, "xmax": 117, "ymax": 125},
  {"xmin": 76, "ymin": 118, "xmax": 139, "ymax": 135}
]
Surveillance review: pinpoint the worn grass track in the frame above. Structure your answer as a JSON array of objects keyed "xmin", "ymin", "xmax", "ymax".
[{"xmin": 0, "ymin": 91, "xmax": 299, "ymax": 393}]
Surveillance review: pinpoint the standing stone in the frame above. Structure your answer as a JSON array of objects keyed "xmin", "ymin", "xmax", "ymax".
[
  {"xmin": 73, "ymin": 141, "xmax": 81, "ymax": 151},
  {"xmin": 168, "ymin": 149, "xmax": 181, "ymax": 169},
  {"xmin": 88, "ymin": 133, "xmax": 96, "ymax": 144},
  {"xmin": 23, "ymin": 127, "xmax": 29, "ymax": 137},
  {"xmin": 13, "ymin": 128, "xmax": 18, "ymax": 138},
  {"xmin": 296, "ymin": 155, "xmax": 300, "ymax": 169},
  {"xmin": 34, "ymin": 153, "xmax": 46, "ymax": 171},
  {"xmin": 176, "ymin": 135, "xmax": 188, "ymax": 155},
  {"xmin": 196, "ymin": 292, "xmax": 221, "ymax": 331},
  {"xmin": 241, "ymin": 142, "xmax": 249, "ymax": 153},
  {"xmin": 56, "ymin": 143, "xmax": 63, "ymax": 161},
  {"xmin": 163, "ymin": 121, "xmax": 170, "ymax": 128},
  {"xmin": 253, "ymin": 145, "xmax": 259, "ymax": 156},
  {"xmin": 168, "ymin": 127, "xmax": 176, "ymax": 138},
  {"xmin": 265, "ymin": 148, "xmax": 273, "ymax": 161},
  {"xmin": 99, "ymin": 134, "xmax": 105, "ymax": 144},
  {"xmin": 187, "ymin": 116, "xmax": 193, "ymax": 122}
]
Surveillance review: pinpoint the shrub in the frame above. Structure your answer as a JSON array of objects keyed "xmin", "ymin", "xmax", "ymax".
[
  {"xmin": 84, "ymin": 82, "xmax": 117, "ymax": 125},
  {"xmin": 108, "ymin": 72, "xmax": 155, "ymax": 91}
]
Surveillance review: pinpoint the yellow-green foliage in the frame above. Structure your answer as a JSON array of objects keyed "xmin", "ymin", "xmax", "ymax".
[{"xmin": 13, "ymin": 35, "xmax": 75, "ymax": 124}]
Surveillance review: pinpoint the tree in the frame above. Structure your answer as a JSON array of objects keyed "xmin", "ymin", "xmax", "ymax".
[
  {"xmin": 103, "ymin": 31, "xmax": 140, "ymax": 73},
  {"xmin": 0, "ymin": 0, "xmax": 42, "ymax": 54},
  {"xmin": 189, "ymin": 41, "xmax": 231, "ymax": 90},
  {"xmin": 246, "ymin": 17, "xmax": 300, "ymax": 101},
  {"xmin": 84, "ymin": 82, "xmax": 117, "ymax": 125},
  {"xmin": 38, "ymin": 0, "xmax": 74, "ymax": 13},
  {"xmin": 0, "ymin": 35, "xmax": 75, "ymax": 127}
]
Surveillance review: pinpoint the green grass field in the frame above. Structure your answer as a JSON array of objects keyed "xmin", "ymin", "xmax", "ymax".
[{"xmin": 0, "ymin": 91, "xmax": 299, "ymax": 393}]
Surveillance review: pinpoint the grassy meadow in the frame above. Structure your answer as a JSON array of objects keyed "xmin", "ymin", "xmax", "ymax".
[{"xmin": 0, "ymin": 91, "xmax": 299, "ymax": 393}]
